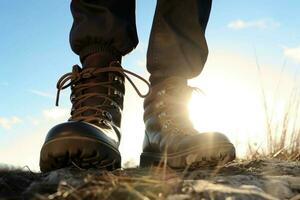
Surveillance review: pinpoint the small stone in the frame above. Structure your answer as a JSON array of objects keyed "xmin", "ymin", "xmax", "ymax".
[
  {"xmin": 290, "ymin": 194, "xmax": 300, "ymax": 200},
  {"xmin": 263, "ymin": 179, "xmax": 293, "ymax": 199},
  {"xmin": 166, "ymin": 194, "xmax": 191, "ymax": 200},
  {"xmin": 240, "ymin": 185, "xmax": 264, "ymax": 193},
  {"xmin": 215, "ymin": 178, "xmax": 230, "ymax": 184}
]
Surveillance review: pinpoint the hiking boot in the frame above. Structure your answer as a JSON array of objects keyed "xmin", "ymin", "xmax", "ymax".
[
  {"xmin": 40, "ymin": 54, "xmax": 149, "ymax": 172},
  {"xmin": 140, "ymin": 77, "xmax": 236, "ymax": 168}
]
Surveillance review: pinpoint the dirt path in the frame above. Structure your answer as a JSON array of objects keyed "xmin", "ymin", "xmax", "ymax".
[{"xmin": 0, "ymin": 159, "xmax": 299, "ymax": 200}]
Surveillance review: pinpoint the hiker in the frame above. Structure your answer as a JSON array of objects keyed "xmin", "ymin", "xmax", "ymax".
[{"xmin": 39, "ymin": 0, "xmax": 235, "ymax": 172}]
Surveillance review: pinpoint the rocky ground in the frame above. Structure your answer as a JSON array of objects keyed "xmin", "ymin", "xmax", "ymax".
[{"xmin": 0, "ymin": 159, "xmax": 299, "ymax": 200}]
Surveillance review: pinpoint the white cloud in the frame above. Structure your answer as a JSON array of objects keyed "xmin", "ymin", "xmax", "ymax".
[
  {"xmin": 228, "ymin": 18, "xmax": 280, "ymax": 30},
  {"xmin": 0, "ymin": 107, "xmax": 70, "ymax": 171},
  {"xmin": 283, "ymin": 46, "xmax": 300, "ymax": 64},
  {"xmin": 0, "ymin": 129, "xmax": 45, "ymax": 171},
  {"xmin": 28, "ymin": 89, "xmax": 54, "ymax": 98},
  {"xmin": 27, "ymin": 116, "xmax": 41, "ymax": 126},
  {"xmin": 42, "ymin": 107, "xmax": 70, "ymax": 120},
  {"xmin": 0, "ymin": 116, "xmax": 22, "ymax": 130}
]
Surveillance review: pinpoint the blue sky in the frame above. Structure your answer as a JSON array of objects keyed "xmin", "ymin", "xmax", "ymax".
[{"xmin": 0, "ymin": 1, "xmax": 299, "ymax": 170}]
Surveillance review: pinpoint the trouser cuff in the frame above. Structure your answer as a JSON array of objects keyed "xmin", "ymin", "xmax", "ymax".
[{"xmin": 79, "ymin": 43, "xmax": 121, "ymax": 63}]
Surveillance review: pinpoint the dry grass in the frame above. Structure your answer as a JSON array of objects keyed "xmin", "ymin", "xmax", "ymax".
[
  {"xmin": 248, "ymin": 55, "xmax": 300, "ymax": 161},
  {"xmin": 36, "ymin": 171, "xmax": 176, "ymax": 200},
  {"xmin": 1, "ymin": 159, "xmax": 298, "ymax": 200}
]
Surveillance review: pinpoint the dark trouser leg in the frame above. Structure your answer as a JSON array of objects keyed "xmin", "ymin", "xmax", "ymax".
[
  {"xmin": 70, "ymin": 0, "xmax": 138, "ymax": 62},
  {"xmin": 147, "ymin": 0, "xmax": 212, "ymax": 83},
  {"xmin": 40, "ymin": 0, "xmax": 139, "ymax": 172}
]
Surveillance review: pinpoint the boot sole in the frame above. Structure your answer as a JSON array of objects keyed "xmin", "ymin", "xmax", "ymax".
[
  {"xmin": 140, "ymin": 143, "xmax": 235, "ymax": 169},
  {"xmin": 40, "ymin": 136, "xmax": 121, "ymax": 172}
]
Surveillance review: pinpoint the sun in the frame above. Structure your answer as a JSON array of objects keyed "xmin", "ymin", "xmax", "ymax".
[{"xmin": 188, "ymin": 82, "xmax": 266, "ymax": 157}]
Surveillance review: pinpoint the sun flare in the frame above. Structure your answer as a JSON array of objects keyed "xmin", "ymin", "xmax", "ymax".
[{"xmin": 188, "ymin": 81, "xmax": 266, "ymax": 157}]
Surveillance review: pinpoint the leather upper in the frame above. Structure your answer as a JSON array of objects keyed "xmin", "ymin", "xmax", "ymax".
[
  {"xmin": 45, "ymin": 121, "xmax": 120, "ymax": 148},
  {"xmin": 143, "ymin": 77, "xmax": 233, "ymax": 154},
  {"xmin": 53, "ymin": 61, "xmax": 128, "ymax": 145},
  {"xmin": 47, "ymin": 60, "xmax": 150, "ymax": 149}
]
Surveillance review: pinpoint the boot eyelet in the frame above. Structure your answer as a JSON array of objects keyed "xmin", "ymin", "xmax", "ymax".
[
  {"xmin": 174, "ymin": 128, "xmax": 180, "ymax": 133},
  {"xmin": 157, "ymin": 89, "xmax": 166, "ymax": 96},
  {"xmin": 82, "ymin": 72, "xmax": 92, "ymax": 79},
  {"xmin": 114, "ymin": 90, "xmax": 123, "ymax": 97},
  {"xmin": 158, "ymin": 113, "xmax": 163, "ymax": 118},
  {"xmin": 110, "ymin": 102, "xmax": 118, "ymax": 108},
  {"xmin": 155, "ymin": 101, "xmax": 164, "ymax": 108},
  {"xmin": 165, "ymin": 120, "xmax": 171, "ymax": 125},
  {"xmin": 99, "ymin": 119, "xmax": 110, "ymax": 127},
  {"xmin": 159, "ymin": 112, "xmax": 167, "ymax": 118},
  {"xmin": 102, "ymin": 111, "xmax": 112, "ymax": 121},
  {"xmin": 70, "ymin": 94, "xmax": 76, "ymax": 101},
  {"xmin": 70, "ymin": 107, "xmax": 75, "ymax": 115},
  {"xmin": 114, "ymin": 76, "xmax": 124, "ymax": 84}
]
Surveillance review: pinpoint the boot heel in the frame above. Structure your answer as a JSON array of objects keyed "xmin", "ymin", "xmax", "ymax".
[{"xmin": 139, "ymin": 152, "xmax": 163, "ymax": 168}]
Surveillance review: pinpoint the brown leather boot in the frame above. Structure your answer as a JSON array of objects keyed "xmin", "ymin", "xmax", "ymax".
[
  {"xmin": 40, "ymin": 54, "xmax": 149, "ymax": 172},
  {"xmin": 140, "ymin": 77, "xmax": 236, "ymax": 168}
]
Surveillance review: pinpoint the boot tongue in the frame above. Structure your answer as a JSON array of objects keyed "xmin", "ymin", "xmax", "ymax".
[
  {"xmin": 76, "ymin": 53, "xmax": 124, "ymax": 119},
  {"xmin": 81, "ymin": 53, "xmax": 110, "ymax": 109}
]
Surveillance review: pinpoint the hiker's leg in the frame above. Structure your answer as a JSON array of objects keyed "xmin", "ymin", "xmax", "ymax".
[
  {"xmin": 40, "ymin": 0, "xmax": 139, "ymax": 172},
  {"xmin": 147, "ymin": 0, "xmax": 212, "ymax": 83},
  {"xmin": 70, "ymin": 0, "xmax": 138, "ymax": 62},
  {"xmin": 140, "ymin": 0, "xmax": 236, "ymax": 168}
]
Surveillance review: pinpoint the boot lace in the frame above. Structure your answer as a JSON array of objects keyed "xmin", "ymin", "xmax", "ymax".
[{"xmin": 55, "ymin": 61, "xmax": 150, "ymax": 125}]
